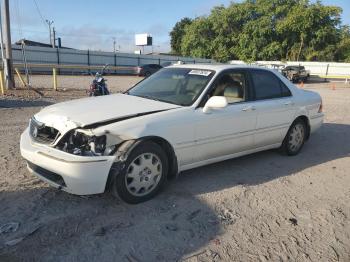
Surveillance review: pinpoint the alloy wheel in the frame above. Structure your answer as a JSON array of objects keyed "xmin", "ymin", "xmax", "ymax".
[
  {"xmin": 288, "ymin": 123, "xmax": 305, "ymax": 152},
  {"xmin": 125, "ymin": 153, "xmax": 162, "ymax": 197}
]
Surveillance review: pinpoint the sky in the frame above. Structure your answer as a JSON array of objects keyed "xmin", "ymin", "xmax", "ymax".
[{"xmin": 8, "ymin": 0, "xmax": 350, "ymax": 53}]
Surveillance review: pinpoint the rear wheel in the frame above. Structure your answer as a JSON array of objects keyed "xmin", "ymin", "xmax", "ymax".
[
  {"xmin": 281, "ymin": 119, "xmax": 306, "ymax": 156},
  {"xmin": 110, "ymin": 141, "xmax": 168, "ymax": 204},
  {"xmin": 144, "ymin": 71, "xmax": 151, "ymax": 77}
]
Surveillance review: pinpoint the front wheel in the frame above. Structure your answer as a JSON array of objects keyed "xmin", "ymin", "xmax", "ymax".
[
  {"xmin": 281, "ymin": 119, "xmax": 306, "ymax": 156},
  {"xmin": 110, "ymin": 141, "xmax": 168, "ymax": 204}
]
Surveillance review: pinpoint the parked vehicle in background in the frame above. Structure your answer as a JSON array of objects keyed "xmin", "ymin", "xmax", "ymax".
[
  {"xmin": 20, "ymin": 65, "xmax": 323, "ymax": 204},
  {"xmin": 136, "ymin": 64, "xmax": 163, "ymax": 77},
  {"xmin": 161, "ymin": 61, "xmax": 174, "ymax": 67},
  {"xmin": 282, "ymin": 66, "xmax": 310, "ymax": 83},
  {"xmin": 269, "ymin": 64, "xmax": 285, "ymax": 74},
  {"xmin": 87, "ymin": 65, "xmax": 110, "ymax": 96}
]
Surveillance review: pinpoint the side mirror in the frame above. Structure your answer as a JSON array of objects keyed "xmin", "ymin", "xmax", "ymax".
[{"xmin": 203, "ymin": 96, "xmax": 228, "ymax": 113}]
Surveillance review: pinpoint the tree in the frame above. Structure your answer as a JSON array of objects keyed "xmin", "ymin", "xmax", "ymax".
[
  {"xmin": 170, "ymin": 0, "xmax": 348, "ymax": 62},
  {"xmin": 180, "ymin": 17, "xmax": 215, "ymax": 59},
  {"xmin": 170, "ymin": 17, "xmax": 192, "ymax": 55},
  {"xmin": 335, "ymin": 26, "xmax": 350, "ymax": 62}
]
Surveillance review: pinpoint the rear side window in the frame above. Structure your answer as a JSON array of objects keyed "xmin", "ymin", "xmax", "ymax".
[
  {"xmin": 281, "ymin": 84, "xmax": 292, "ymax": 97},
  {"xmin": 150, "ymin": 64, "xmax": 161, "ymax": 69},
  {"xmin": 251, "ymin": 70, "xmax": 291, "ymax": 100}
]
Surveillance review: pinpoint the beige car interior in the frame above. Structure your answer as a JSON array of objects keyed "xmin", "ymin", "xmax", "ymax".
[{"xmin": 212, "ymin": 73, "xmax": 245, "ymax": 103}]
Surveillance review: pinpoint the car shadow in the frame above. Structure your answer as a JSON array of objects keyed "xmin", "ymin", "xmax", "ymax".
[
  {"xmin": 174, "ymin": 123, "xmax": 349, "ymax": 195},
  {"xmin": 0, "ymin": 123, "xmax": 348, "ymax": 261},
  {"xmin": 305, "ymin": 76, "xmax": 327, "ymax": 83},
  {"xmin": 0, "ymin": 99, "xmax": 53, "ymax": 108},
  {"xmin": 0, "ymin": 188, "xmax": 221, "ymax": 261}
]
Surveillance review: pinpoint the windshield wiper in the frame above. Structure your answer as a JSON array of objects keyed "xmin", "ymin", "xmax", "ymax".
[
  {"xmin": 132, "ymin": 94, "xmax": 182, "ymax": 106},
  {"xmin": 135, "ymin": 94, "xmax": 164, "ymax": 102}
]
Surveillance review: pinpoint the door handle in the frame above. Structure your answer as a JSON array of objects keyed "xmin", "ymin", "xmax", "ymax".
[
  {"xmin": 242, "ymin": 106, "xmax": 256, "ymax": 111},
  {"xmin": 284, "ymin": 101, "xmax": 294, "ymax": 106}
]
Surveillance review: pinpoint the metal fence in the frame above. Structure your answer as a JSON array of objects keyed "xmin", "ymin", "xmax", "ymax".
[
  {"xmin": 230, "ymin": 60, "xmax": 350, "ymax": 79},
  {"xmin": 6, "ymin": 45, "xmax": 214, "ymax": 75}
]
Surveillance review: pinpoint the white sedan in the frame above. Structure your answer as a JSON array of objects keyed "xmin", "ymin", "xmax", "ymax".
[{"xmin": 20, "ymin": 65, "xmax": 323, "ymax": 203}]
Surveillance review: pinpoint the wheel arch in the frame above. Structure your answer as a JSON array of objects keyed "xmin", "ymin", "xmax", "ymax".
[
  {"xmin": 140, "ymin": 136, "xmax": 179, "ymax": 180},
  {"xmin": 293, "ymin": 115, "xmax": 311, "ymax": 140},
  {"xmin": 105, "ymin": 135, "xmax": 178, "ymax": 192}
]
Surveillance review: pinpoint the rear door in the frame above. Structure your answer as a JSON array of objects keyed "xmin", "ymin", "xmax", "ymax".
[{"xmin": 248, "ymin": 69, "xmax": 296, "ymax": 148}]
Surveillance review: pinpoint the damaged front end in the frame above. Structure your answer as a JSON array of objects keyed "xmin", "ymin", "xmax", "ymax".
[
  {"xmin": 55, "ymin": 129, "xmax": 122, "ymax": 157},
  {"xmin": 30, "ymin": 107, "xmax": 175, "ymax": 158},
  {"xmin": 30, "ymin": 116, "xmax": 127, "ymax": 157}
]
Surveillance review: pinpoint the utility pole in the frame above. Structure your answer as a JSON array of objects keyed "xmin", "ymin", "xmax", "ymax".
[
  {"xmin": 52, "ymin": 27, "xmax": 56, "ymax": 48},
  {"xmin": 46, "ymin": 19, "xmax": 53, "ymax": 46},
  {"xmin": 1, "ymin": 0, "xmax": 14, "ymax": 89},
  {"xmin": 113, "ymin": 37, "xmax": 116, "ymax": 53}
]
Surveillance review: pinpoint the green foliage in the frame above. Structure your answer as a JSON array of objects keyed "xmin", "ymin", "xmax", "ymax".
[
  {"xmin": 170, "ymin": 17, "xmax": 193, "ymax": 55},
  {"xmin": 170, "ymin": 0, "xmax": 349, "ymax": 62},
  {"xmin": 336, "ymin": 26, "xmax": 350, "ymax": 62}
]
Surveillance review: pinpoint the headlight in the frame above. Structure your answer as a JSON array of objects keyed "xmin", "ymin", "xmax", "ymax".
[
  {"xmin": 57, "ymin": 130, "xmax": 107, "ymax": 156},
  {"xmin": 89, "ymin": 135, "xmax": 106, "ymax": 155}
]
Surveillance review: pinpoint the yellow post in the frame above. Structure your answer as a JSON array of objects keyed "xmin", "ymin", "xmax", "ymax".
[
  {"xmin": 0, "ymin": 70, "xmax": 4, "ymax": 95},
  {"xmin": 53, "ymin": 68, "xmax": 57, "ymax": 91},
  {"xmin": 14, "ymin": 68, "xmax": 27, "ymax": 87}
]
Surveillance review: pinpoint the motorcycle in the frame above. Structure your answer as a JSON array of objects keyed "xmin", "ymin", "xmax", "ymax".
[{"xmin": 87, "ymin": 65, "xmax": 110, "ymax": 96}]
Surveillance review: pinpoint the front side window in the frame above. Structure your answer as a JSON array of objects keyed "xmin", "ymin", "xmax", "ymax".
[
  {"xmin": 251, "ymin": 70, "xmax": 291, "ymax": 100},
  {"xmin": 128, "ymin": 68, "xmax": 214, "ymax": 106},
  {"xmin": 208, "ymin": 71, "xmax": 247, "ymax": 104}
]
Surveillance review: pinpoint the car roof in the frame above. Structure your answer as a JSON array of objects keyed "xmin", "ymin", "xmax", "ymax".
[{"xmin": 168, "ymin": 63, "xmax": 273, "ymax": 73}]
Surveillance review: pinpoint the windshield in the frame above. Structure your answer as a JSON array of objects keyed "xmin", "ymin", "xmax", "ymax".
[{"xmin": 128, "ymin": 68, "xmax": 215, "ymax": 106}]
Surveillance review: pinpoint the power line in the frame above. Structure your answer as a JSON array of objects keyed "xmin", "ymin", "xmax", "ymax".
[
  {"xmin": 32, "ymin": 0, "xmax": 47, "ymax": 29},
  {"xmin": 13, "ymin": 0, "xmax": 23, "ymax": 38},
  {"xmin": 32, "ymin": 0, "xmax": 54, "ymax": 45},
  {"xmin": 12, "ymin": 27, "xmax": 130, "ymax": 38}
]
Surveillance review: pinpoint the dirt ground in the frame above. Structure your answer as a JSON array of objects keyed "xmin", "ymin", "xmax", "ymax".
[{"xmin": 0, "ymin": 76, "xmax": 349, "ymax": 262}]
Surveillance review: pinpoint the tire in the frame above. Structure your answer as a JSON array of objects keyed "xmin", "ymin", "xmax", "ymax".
[
  {"xmin": 280, "ymin": 119, "xmax": 306, "ymax": 156},
  {"xmin": 110, "ymin": 141, "xmax": 168, "ymax": 204},
  {"xmin": 144, "ymin": 71, "xmax": 151, "ymax": 77}
]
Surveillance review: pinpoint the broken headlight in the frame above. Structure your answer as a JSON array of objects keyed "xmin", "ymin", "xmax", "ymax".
[{"xmin": 57, "ymin": 130, "xmax": 106, "ymax": 156}]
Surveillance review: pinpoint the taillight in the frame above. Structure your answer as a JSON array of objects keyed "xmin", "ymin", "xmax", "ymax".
[{"xmin": 318, "ymin": 100, "xmax": 323, "ymax": 113}]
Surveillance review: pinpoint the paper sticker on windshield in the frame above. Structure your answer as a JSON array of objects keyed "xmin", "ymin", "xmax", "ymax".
[{"xmin": 188, "ymin": 70, "xmax": 211, "ymax": 76}]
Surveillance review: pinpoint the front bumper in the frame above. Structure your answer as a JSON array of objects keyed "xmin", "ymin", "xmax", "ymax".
[{"xmin": 20, "ymin": 128, "xmax": 116, "ymax": 195}]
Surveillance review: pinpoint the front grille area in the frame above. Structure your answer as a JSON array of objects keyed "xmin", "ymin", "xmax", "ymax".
[
  {"xmin": 29, "ymin": 117, "xmax": 60, "ymax": 144},
  {"xmin": 27, "ymin": 161, "xmax": 66, "ymax": 187}
]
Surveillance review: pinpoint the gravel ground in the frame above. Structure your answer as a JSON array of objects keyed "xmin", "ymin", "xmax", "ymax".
[{"xmin": 0, "ymin": 76, "xmax": 349, "ymax": 261}]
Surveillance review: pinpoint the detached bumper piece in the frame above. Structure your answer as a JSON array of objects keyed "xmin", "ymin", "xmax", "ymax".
[{"xmin": 27, "ymin": 161, "xmax": 66, "ymax": 188}]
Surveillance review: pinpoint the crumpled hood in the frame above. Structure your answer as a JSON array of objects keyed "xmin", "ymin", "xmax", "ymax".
[{"xmin": 35, "ymin": 94, "xmax": 179, "ymax": 133}]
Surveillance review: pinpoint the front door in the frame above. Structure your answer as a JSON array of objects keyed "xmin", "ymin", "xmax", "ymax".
[{"xmin": 193, "ymin": 70, "xmax": 257, "ymax": 162}]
